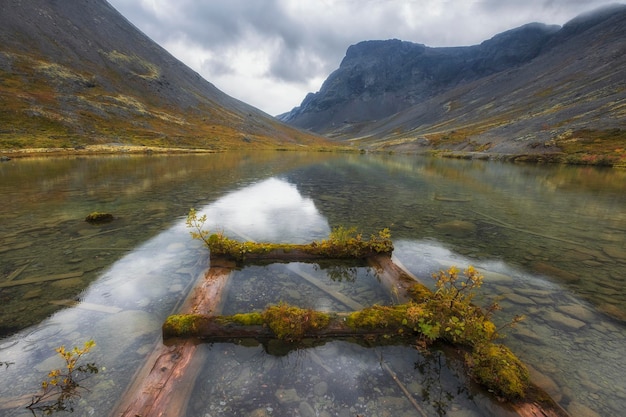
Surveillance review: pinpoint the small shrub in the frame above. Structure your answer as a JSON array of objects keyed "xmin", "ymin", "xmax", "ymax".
[{"xmin": 27, "ymin": 340, "xmax": 99, "ymax": 414}]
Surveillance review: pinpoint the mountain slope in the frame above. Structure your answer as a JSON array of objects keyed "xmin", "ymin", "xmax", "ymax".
[
  {"xmin": 0, "ymin": 0, "xmax": 330, "ymax": 150},
  {"xmin": 280, "ymin": 5, "xmax": 626, "ymax": 162},
  {"xmin": 279, "ymin": 22, "xmax": 559, "ymax": 130}
]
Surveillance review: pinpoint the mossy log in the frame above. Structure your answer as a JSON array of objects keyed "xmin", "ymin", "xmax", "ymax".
[
  {"xmin": 162, "ymin": 307, "xmax": 569, "ymax": 417},
  {"xmin": 205, "ymin": 228, "xmax": 394, "ymax": 263},
  {"xmin": 163, "ymin": 311, "xmax": 410, "ymax": 342}
]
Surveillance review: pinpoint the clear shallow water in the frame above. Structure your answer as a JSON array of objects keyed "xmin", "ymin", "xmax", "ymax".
[{"xmin": 0, "ymin": 152, "xmax": 625, "ymax": 417}]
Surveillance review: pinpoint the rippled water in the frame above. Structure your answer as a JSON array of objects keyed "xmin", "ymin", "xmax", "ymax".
[{"xmin": 0, "ymin": 152, "xmax": 624, "ymax": 417}]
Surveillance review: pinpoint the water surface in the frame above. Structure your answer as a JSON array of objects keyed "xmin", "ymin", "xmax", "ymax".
[{"xmin": 0, "ymin": 152, "xmax": 624, "ymax": 417}]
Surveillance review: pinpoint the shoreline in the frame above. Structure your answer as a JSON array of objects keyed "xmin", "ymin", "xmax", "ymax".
[
  {"xmin": 2, "ymin": 146, "xmax": 624, "ymax": 168},
  {"xmin": 0, "ymin": 144, "xmax": 219, "ymax": 159}
]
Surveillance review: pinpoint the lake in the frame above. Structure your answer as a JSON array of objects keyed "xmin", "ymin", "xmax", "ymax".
[{"xmin": 0, "ymin": 151, "xmax": 625, "ymax": 417}]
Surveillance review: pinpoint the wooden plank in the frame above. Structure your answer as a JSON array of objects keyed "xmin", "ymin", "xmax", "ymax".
[{"xmin": 0, "ymin": 271, "xmax": 84, "ymax": 288}]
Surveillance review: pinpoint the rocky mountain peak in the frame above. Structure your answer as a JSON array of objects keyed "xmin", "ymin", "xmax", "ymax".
[{"xmin": 279, "ymin": 4, "xmax": 625, "ymax": 157}]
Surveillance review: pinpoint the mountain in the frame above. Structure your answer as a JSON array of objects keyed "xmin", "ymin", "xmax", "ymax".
[
  {"xmin": 0, "ymin": 0, "xmax": 329, "ymax": 150},
  {"xmin": 280, "ymin": 5, "xmax": 626, "ymax": 162}
]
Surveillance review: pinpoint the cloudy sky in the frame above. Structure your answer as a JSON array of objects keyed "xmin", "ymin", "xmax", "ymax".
[{"xmin": 107, "ymin": 0, "xmax": 617, "ymax": 115}]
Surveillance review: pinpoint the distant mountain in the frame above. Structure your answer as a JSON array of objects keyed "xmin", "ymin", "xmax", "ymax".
[
  {"xmin": 280, "ymin": 4, "xmax": 626, "ymax": 162},
  {"xmin": 0, "ymin": 0, "xmax": 329, "ymax": 150}
]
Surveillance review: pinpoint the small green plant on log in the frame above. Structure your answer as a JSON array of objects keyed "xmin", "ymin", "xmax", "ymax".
[
  {"xmin": 313, "ymin": 226, "xmax": 394, "ymax": 258},
  {"xmin": 423, "ymin": 266, "xmax": 527, "ymax": 398},
  {"xmin": 27, "ymin": 340, "xmax": 99, "ymax": 414},
  {"xmin": 186, "ymin": 208, "xmax": 212, "ymax": 247}
]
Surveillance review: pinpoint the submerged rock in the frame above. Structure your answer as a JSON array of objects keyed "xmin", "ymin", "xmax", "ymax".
[
  {"xmin": 275, "ymin": 388, "xmax": 300, "ymax": 404},
  {"xmin": 527, "ymin": 364, "xmax": 562, "ymax": 403},
  {"xmin": 544, "ymin": 311, "xmax": 586, "ymax": 331},
  {"xmin": 299, "ymin": 401, "xmax": 316, "ymax": 417},
  {"xmin": 505, "ymin": 293, "xmax": 536, "ymax": 306},
  {"xmin": 85, "ymin": 212, "xmax": 114, "ymax": 224},
  {"xmin": 566, "ymin": 401, "xmax": 602, "ymax": 417},
  {"xmin": 95, "ymin": 310, "xmax": 160, "ymax": 360},
  {"xmin": 557, "ymin": 304, "xmax": 596, "ymax": 322}
]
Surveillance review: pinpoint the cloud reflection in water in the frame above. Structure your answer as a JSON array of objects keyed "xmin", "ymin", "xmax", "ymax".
[{"xmin": 198, "ymin": 177, "xmax": 330, "ymax": 242}]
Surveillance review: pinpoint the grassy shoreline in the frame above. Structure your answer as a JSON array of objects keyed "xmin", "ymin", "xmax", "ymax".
[{"xmin": 0, "ymin": 144, "xmax": 219, "ymax": 159}]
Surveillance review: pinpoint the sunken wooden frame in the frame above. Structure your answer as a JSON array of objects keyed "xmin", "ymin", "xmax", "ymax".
[{"xmin": 111, "ymin": 241, "xmax": 571, "ymax": 417}]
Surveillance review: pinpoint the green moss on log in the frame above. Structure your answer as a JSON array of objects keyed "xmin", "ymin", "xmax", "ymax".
[
  {"xmin": 262, "ymin": 303, "xmax": 330, "ymax": 342},
  {"xmin": 467, "ymin": 343, "xmax": 530, "ymax": 399},
  {"xmin": 162, "ymin": 314, "xmax": 207, "ymax": 338},
  {"xmin": 228, "ymin": 312, "xmax": 265, "ymax": 326},
  {"xmin": 345, "ymin": 304, "xmax": 409, "ymax": 329}
]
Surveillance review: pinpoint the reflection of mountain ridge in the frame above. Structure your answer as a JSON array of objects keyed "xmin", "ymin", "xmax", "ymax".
[{"xmin": 283, "ymin": 154, "xmax": 626, "ymax": 321}]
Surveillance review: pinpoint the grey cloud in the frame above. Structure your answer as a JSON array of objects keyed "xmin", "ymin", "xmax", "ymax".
[{"xmin": 107, "ymin": 0, "xmax": 619, "ymax": 113}]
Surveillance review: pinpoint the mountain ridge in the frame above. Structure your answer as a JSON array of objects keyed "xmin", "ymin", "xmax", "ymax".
[
  {"xmin": 279, "ymin": 4, "xmax": 626, "ymax": 163},
  {"xmin": 0, "ymin": 0, "xmax": 330, "ymax": 150}
]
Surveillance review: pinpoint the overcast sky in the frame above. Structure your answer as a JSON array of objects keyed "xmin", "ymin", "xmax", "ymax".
[{"xmin": 107, "ymin": 0, "xmax": 618, "ymax": 115}]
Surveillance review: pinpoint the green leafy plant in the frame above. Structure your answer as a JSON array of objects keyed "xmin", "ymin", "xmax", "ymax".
[
  {"xmin": 186, "ymin": 208, "xmax": 212, "ymax": 247},
  {"xmin": 27, "ymin": 340, "xmax": 99, "ymax": 414}
]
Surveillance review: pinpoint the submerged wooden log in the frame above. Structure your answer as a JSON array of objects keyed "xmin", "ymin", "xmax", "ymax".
[
  {"xmin": 110, "ymin": 260, "xmax": 234, "ymax": 417},
  {"xmin": 204, "ymin": 227, "xmax": 394, "ymax": 263},
  {"xmin": 163, "ymin": 310, "xmax": 406, "ymax": 342}
]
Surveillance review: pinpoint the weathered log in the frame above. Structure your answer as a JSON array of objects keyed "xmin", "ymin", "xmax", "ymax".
[
  {"xmin": 163, "ymin": 310, "xmax": 570, "ymax": 417},
  {"xmin": 367, "ymin": 254, "xmax": 429, "ymax": 303},
  {"xmin": 162, "ymin": 311, "xmax": 410, "ymax": 341},
  {"xmin": 210, "ymin": 247, "xmax": 392, "ymax": 265},
  {"xmin": 110, "ymin": 260, "xmax": 233, "ymax": 417}
]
